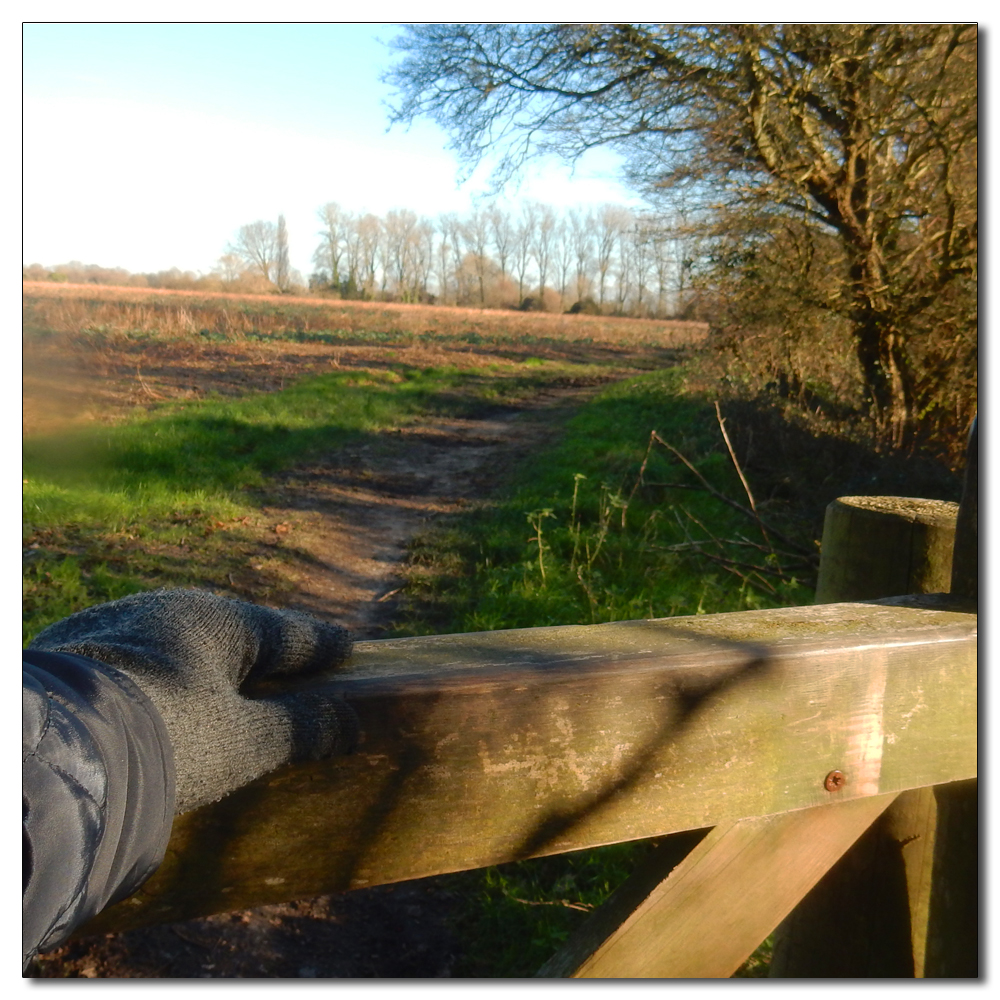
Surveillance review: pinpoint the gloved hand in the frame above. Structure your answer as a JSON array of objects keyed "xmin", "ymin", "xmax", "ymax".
[{"xmin": 28, "ymin": 589, "xmax": 358, "ymax": 814}]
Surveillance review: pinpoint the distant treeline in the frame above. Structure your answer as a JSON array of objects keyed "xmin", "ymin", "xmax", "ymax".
[
  {"xmin": 22, "ymin": 261, "xmax": 262, "ymax": 294},
  {"xmin": 301, "ymin": 202, "xmax": 702, "ymax": 319},
  {"xmin": 25, "ymin": 200, "xmax": 706, "ymax": 321},
  {"xmin": 215, "ymin": 202, "xmax": 704, "ymax": 321}
]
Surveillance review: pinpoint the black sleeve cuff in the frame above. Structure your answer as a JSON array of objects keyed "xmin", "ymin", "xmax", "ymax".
[{"xmin": 22, "ymin": 650, "xmax": 176, "ymax": 969}]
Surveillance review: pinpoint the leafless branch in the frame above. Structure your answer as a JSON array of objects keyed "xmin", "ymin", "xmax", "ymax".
[
  {"xmin": 504, "ymin": 894, "xmax": 594, "ymax": 913},
  {"xmin": 650, "ymin": 432, "xmax": 814, "ymax": 560}
]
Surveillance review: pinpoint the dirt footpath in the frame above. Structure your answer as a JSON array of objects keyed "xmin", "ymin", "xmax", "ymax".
[
  {"xmin": 260, "ymin": 387, "xmax": 593, "ymax": 640},
  {"xmin": 29, "ymin": 381, "xmax": 601, "ymax": 979}
]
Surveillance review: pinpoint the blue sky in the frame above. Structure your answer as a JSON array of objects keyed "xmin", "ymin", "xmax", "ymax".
[{"xmin": 22, "ymin": 23, "xmax": 642, "ymax": 278}]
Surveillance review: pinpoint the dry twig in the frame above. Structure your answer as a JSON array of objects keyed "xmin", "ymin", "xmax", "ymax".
[
  {"xmin": 650, "ymin": 431, "xmax": 814, "ymax": 561},
  {"xmin": 622, "ymin": 430, "xmax": 658, "ymax": 527},
  {"xmin": 504, "ymin": 894, "xmax": 595, "ymax": 913},
  {"xmin": 135, "ymin": 366, "xmax": 165, "ymax": 400},
  {"xmin": 714, "ymin": 401, "xmax": 758, "ymax": 514},
  {"xmin": 670, "ymin": 507, "xmax": 780, "ymax": 597}
]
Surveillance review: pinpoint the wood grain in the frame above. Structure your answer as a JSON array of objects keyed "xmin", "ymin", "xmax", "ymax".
[{"xmin": 773, "ymin": 487, "xmax": 977, "ymax": 978}]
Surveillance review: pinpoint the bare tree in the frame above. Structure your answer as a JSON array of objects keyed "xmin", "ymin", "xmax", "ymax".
[
  {"xmin": 531, "ymin": 202, "xmax": 557, "ymax": 300},
  {"xmin": 215, "ymin": 252, "xmax": 245, "ymax": 285},
  {"xmin": 434, "ymin": 214, "xmax": 456, "ymax": 302},
  {"xmin": 447, "ymin": 214, "xmax": 468, "ymax": 302},
  {"xmin": 595, "ymin": 205, "xmax": 628, "ymax": 308},
  {"xmin": 357, "ymin": 213, "xmax": 382, "ymax": 298},
  {"xmin": 436, "ymin": 212, "xmax": 466, "ymax": 303},
  {"xmin": 613, "ymin": 221, "xmax": 633, "ymax": 313},
  {"xmin": 650, "ymin": 227, "xmax": 672, "ymax": 317},
  {"xmin": 414, "ymin": 219, "xmax": 436, "ymax": 300},
  {"xmin": 383, "ymin": 208, "xmax": 420, "ymax": 299},
  {"xmin": 555, "ymin": 218, "xmax": 573, "ymax": 308},
  {"xmin": 315, "ymin": 202, "xmax": 350, "ymax": 290},
  {"xmin": 376, "ymin": 234, "xmax": 392, "ymax": 296},
  {"xmin": 342, "ymin": 216, "xmax": 363, "ymax": 294},
  {"xmin": 463, "ymin": 208, "xmax": 491, "ymax": 305},
  {"xmin": 569, "ymin": 208, "xmax": 594, "ymax": 304},
  {"xmin": 229, "ymin": 220, "xmax": 278, "ymax": 286},
  {"xmin": 513, "ymin": 203, "xmax": 536, "ymax": 304},
  {"xmin": 487, "ymin": 203, "xmax": 514, "ymax": 280},
  {"xmin": 630, "ymin": 223, "xmax": 652, "ymax": 316}
]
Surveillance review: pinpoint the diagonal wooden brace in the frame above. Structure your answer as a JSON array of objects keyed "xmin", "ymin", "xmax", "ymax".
[{"xmin": 538, "ymin": 793, "xmax": 900, "ymax": 978}]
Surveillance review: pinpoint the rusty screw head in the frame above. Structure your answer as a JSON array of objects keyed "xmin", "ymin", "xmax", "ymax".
[{"xmin": 824, "ymin": 769, "xmax": 846, "ymax": 792}]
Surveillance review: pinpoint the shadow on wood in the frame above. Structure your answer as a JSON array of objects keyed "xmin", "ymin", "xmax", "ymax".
[{"xmin": 79, "ymin": 602, "xmax": 976, "ymax": 939}]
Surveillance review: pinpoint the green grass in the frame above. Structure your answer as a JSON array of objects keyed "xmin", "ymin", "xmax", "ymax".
[
  {"xmin": 396, "ymin": 365, "xmax": 814, "ymax": 639},
  {"xmin": 26, "ymin": 367, "xmax": 486, "ymax": 507},
  {"xmin": 443, "ymin": 844, "xmax": 649, "ymax": 977},
  {"xmin": 22, "ymin": 363, "xmax": 580, "ymax": 643},
  {"xmin": 390, "ymin": 364, "xmax": 815, "ymax": 976}
]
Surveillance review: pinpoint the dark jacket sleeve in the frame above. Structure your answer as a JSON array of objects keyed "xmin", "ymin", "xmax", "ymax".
[{"xmin": 22, "ymin": 650, "xmax": 176, "ymax": 972}]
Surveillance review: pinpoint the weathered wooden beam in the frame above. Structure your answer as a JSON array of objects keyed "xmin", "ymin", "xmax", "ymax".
[
  {"xmin": 926, "ymin": 421, "xmax": 979, "ymax": 977},
  {"xmin": 538, "ymin": 793, "xmax": 900, "ymax": 978},
  {"xmin": 922, "ymin": 777, "xmax": 978, "ymax": 976},
  {"xmin": 82, "ymin": 601, "xmax": 976, "ymax": 936},
  {"xmin": 770, "ymin": 773, "xmax": 976, "ymax": 978}
]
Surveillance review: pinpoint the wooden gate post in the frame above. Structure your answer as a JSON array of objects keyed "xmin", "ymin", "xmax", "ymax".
[
  {"xmin": 813, "ymin": 496, "xmax": 958, "ymax": 603},
  {"xmin": 771, "ymin": 419, "xmax": 978, "ymax": 978}
]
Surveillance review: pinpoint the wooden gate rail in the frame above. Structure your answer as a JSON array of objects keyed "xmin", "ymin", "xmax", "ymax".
[{"xmin": 82, "ymin": 598, "xmax": 976, "ymax": 955}]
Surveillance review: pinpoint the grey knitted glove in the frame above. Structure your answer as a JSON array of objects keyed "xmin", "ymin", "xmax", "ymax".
[{"xmin": 28, "ymin": 589, "xmax": 358, "ymax": 814}]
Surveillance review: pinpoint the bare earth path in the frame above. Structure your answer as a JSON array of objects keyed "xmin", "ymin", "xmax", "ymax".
[
  {"xmin": 31, "ymin": 381, "xmax": 603, "ymax": 979},
  {"xmin": 265, "ymin": 385, "xmax": 596, "ymax": 640}
]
